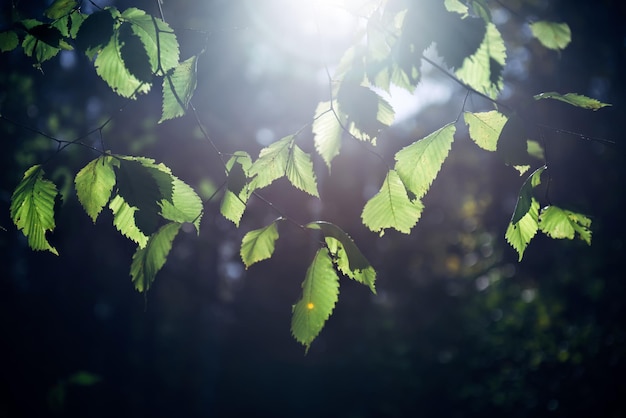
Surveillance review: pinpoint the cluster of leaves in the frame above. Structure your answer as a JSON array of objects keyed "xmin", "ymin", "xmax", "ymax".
[{"xmin": 3, "ymin": 0, "xmax": 611, "ymax": 351}]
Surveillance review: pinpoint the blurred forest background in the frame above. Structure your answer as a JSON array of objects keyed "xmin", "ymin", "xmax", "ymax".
[{"xmin": 1, "ymin": 0, "xmax": 625, "ymax": 417}]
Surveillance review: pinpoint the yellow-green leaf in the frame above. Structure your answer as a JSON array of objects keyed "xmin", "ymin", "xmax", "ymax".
[
  {"xmin": 533, "ymin": 92, "xmax": 611, "ymax": 111},
  {"xmin": 464, "ymin": 110, "xmax": 507, "ymax": 151},
  {"xmin": 160, "ymin": 55, "xmax": 199, "ymax": 123},
  {"xmin": 240, "ymin": 222, "xmax": 279, "ymax": 268},
  {"xmin": 530, "ymin": 21, "xmax": 571, "ymax": 51},
  {"xmin": 130, "ymin": 222, "xmax": 181, "ymax": 292},
  {"xmin": 75, "ymin": 155, "xmax": 116, "ymax": 223},
  {"xmin": 108, "ymin": 194, "xmax": 149, "ymax": 248},
  {"xmin": 539, "ymin": 206, "xmax": 592, "ymax": 245},
  {"xmin": 505, "ymin": 198, "xmax": 539, "ymax": 261},
  {"xmin": 312, "ymin": 101, "xmax": 343, "ymax": 170}
]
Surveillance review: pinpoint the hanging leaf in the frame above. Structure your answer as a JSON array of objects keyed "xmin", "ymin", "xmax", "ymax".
[
  {"xmin": 361, "ymin": 170, "xmax": 423, "ymax": 236},
  {"xmin": 10, "ymin": 165, "xmax": 59, "ymax": 255},
  {"xmin": 395, "ymin": 123, "xmax": 456, "ymax": 200},
  {"xmin": 248, "ymin": 135, "xmax": 291, "ymax": 190},
  {"xmin": 539, "ymin": 206, "xmax": 592, "ymax": 245},
  {"xmin": 240, "ymin": 222, "xmax": 279, "ymax": 268},
  {"xmin": 160, "ymin": 55, "xmax": 199, "ymax": 123},
  {"xmin": 464, "ymin": 110, "xmax": 508, "ymax": 151},
  {"xmin": 530, "ymin": 21, "xmax": 571, "ymax": 51},
  {"xmin": 220, "ymin": 152, "xmax": 252, "ymax": 226},
  {"xmin": 291, "ymin": 248, "xmax": 340, "ymax": 352},
  {"xmin": 505, "ymin": 198, "xmax": 539, "ymax": 261},
  {"xmin": 51, "ymin": 9, "xmax": 84, "ymax": 39},
  {"xmin": 286, "ymin": 143, "xmax": 319, "ymax": 198},
  {"xmin": 510, "ymin": 165, "xmax": 546, "ymax": 225},
  {"xmin": 118, "ymin": 22, "xmax": 153, "ymax": 83},
  {"xmin": 312, "ymin": 101, "xmax": 343, "ymax": 171},
  {"xmin": 75, "ymin": 8, "xmax": 117, "ymax": 59},
  {"xmin": 130, "ymin": 222, "xmax": 182, "ymax": 292},
  {"xmin": 108, "ymin": 194, "xmax": 149, "ymax": 248},
  {"xmin": 45, "ymin": 0, "xmax": 78, "ymax": 19},
  {"xmin": 21, "ymin": 20, "xmax": 65, "ymax": 65},
  {"xmin": 159, "ymin": 176, "xmax": 203, "ymax": 232},
  {"xmin": 74, "ymin": 155, "xmax": 117, "ymax": 223},
  {"xmin": 0, "ymin": 31, "xmax": 19, "ymax": 52},
  {"xmin": 533, "ymin": 92, "xmax": 611, "ymax": 111},
  {"xmin": 337, "ymin": 82, "xmax": 394, "ymax": 144}
]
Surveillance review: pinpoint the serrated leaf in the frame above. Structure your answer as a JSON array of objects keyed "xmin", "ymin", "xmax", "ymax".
[
  {"xmin": 159, "ymin": 176, "xmax": 203, "ymax": 232},
  {"xmin": 160, "ymin": 55, "xmax": 198, "ymax": 123},
  {"xmin": 505, "ymin": 198, "xmax": 539, "ymax": 261},
  {"xmin": 51, "ymin": 9, "xmax": 84, "ymax": 39},
  {"xmin": 511, "ymin": 165, "xmax": 546, "ymax": 224},
  {"xmin": 291, "ymin": 248, "xmax": 340, "ymax": 352},
  {"xmin": 312, "ymin": 101, "xmax": 343, "ymax": 170},
  {"xmin": 21, "ymin": 20, "xmax": 63, "ymax": 64},
  {"xmin": 121, "ymin": 8, "xmax": 179, "ymax": 76},
  {"xmin": 456, "ymin": 22, "xmax": 506, "ymax": 99},
  {"xmin": 240, "ymin": 222, "xmax": 279, "ymax": 268},
  {"xmin": 130, "ymin": 222, "xmax": 181, "ymax": 292},
  {"xmin": 395, "ymin": 123, "xmax": 456, "ymax": 200},
  {"xmin": 530, "ymin": 21, "xmax": 571, "ymax": 51},
  {"xmin": 464, "ymin": 110, "xmax": 507, "ymax": 151},
  {"xmin": 75, "ymin": 8, "xmax": 117, "ymax": 59},
  {"xmin": 307, "ymin": 221, "xmax": 376, "ymax": 293},
  {"xmin": 220, "ymin": 190, "xmax": 247, "ymax": 227},
  {"xmin": 539, "ymin": 206, "xmax": 592, "ymax": 245},
  {"xmin": 45, "ymin": 0, "xmax": 78, "ymax": 19},
  {"xmin": 286, "ymin": 144, "xmax": 319, "ymax": 197},
  {"xmin": 533, "ymin": 92, "xmax": 611, "ymax": 111},
  {"xmin": 361, "ymin": 169, "xmax": 423, "ymax": 236},
  {"xmin": 75, "ymin": 155, "xmax": 116, "ymax": 223},
  {"xmin": 220, "ymin": 153, "xmax": 252, "ymax": 226},
  {"xmin": 10, "ymin": 165, "xmax": 59, "ymax": 255},
  {"xmin": 0, "ymin": 31, "xmax": 19, "ymax": 52},
  {"xmin": 108, "ymin": 194, "xmax": 149, "ymax": 247},
  {"xmin": 118, "ymin": 22, "xmax": 152, "ymax": 83},
  {"xmin": 337, "ymin": 82, "xmax": 394, "ymax": 144},
  {"xmin": 248, "ymin": 136, "xmax": 291, "ymax": 190}
]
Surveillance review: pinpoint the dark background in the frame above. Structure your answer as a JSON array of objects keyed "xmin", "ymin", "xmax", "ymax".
[{"xmin": 1, "ymin": 0, "xmax": 625, "ymax": 417}]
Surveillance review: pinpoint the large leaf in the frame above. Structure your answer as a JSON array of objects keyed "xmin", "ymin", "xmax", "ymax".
[
  {"xmin": 505, "ymin": 198, "xmax": 539, "ymax": 261},
  {"xmin": 285, "ymin": 143, "xmax": 319, "ymax": 197},
  {"xmin": 361, "ymin": 170, "xmax": 423, "ymax": 236},
  {"xmin": 75, "ymin": 8, "xmax": 117, "ymax": 59},
  {"xmin": 533, "ymin": 92, "xmax": 611, "ymax": 111},
  {"xmin": 240, "ymin": 222, "xmax": 279, "ymax": 268},
  {"xmin": 130, "ymin": 222, "xmax": 182, "ymax": 292},
  {"xmin": 510, "ymin": 165, "xmax": 546, "ymax": 225},
  {"xmin": 10, "ymin": 165, "xmax": 59, "ymax": 255},
  {"xmin": 108, "ymin": 194, "xmax": 149, "ymax": 248},
  {"xmin": 464, "ymin": 110, "xmax": 508, "ymax": 151},
  {"xmin": 312, "ymin": 101, "xmax": 343, "ymax": 170},
  {"xmin": 539, "ymin": 206, "xmax": 592, "ymax": 245},
  {"xmin": 291, "ymin": 248, "xmax": 340, "ymax": 352},
  {"xmin": 159, "ymin": 176, "xmax": 203, "ymax": 232},
  {"xmin": 395, "ymin": 123, "xmax": 456, "ymax": 200},
  {"xmin": 75, "ymin": 155, "xmax": 117, "ymax": 223},
  {"xmin": 248, "ymin": 136, "xmax": 291, "ymax": 190},
  {"xmin": 160, "ymin": 55, "xmax": 199, "ymax": 123},
  {"xmin": 530, "ymin": 21, "xmax": 571, "ymax": 51}
]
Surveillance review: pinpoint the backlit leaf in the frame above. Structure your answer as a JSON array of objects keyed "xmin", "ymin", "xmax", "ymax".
[
  {"xmin": 75, "ymin": 8, "xmax": 117, "ymax": 59},
  {"xmin": 220, "ymin": 152, "xmax": 252, "ymax": 226},
  {"xmin": 539, "ymin": 206, "xmax": 592, "ymax": 245},
  {"xmin": 505, "ymin": 198, "xmax": 539, "ymax": 261},
  {"xmin": 312, "ymin": 101, "xmax": 343, "ymax": 170},
  {"xmin": 159, "ymin": 175, "xmax": 203, "ymax": 232},
  {"xmin": 160, "ymin": 55, "xmax": 198, "ymax": 123},
  {"xmin": 130, "ymin": 222, "xmax": 181, "ymax": 292},
  {"xmin": 533, "ymin": 92, "xmax": 611, "ymax": 111},
  {"xmin": 530, "ymin": 21, "xmax": 571, "ymax": 51},
  {"xmin": 511, "ymin": 165, "xmax": 546, "ymax": 225},
  {"xmin": 395, "ymin": 123, "xmax": 456, "ymax": 200},
  {"xmin": 286, "ymin": 144, "xmax": 319, "ymax": 197},
  {"xmin": 75, "ymin": 155, "xmax": 116, "ymax": 223},
  {"xmin": 240, "ymin": 222, "xmax": 279, "ymax": 268},
  {"xmin": 108, "ymin": 194, "xmax": 149, "ymax": 248},
  {"xmin": 45, "ymin": 0, "xmax": 78, "ymax": 19},
  {"xmin": 445, "ymin": 0, "xmax": 468, "ymax": 16},
  {"xmin": 10, "ymin": 165, "xmax": 59, "ymax": 255},
  {"xmin": 464, "ymin": 110, "xmax": 507, "ymax": 151},
  {"xmin": 21, "ymin": 20, "xmax": 64, "ymax": 65},
  {"xmin": 361, "ymin": 170, "xmax": 423, "ymax": 236},
  {"xmin": 337, "ymin": 82, "xmax": 394, "ymax": 144},
  {"xmin": 291, "ymin": 248, "xmax": 340, "ymax": 352},
  {"xmin": 248, "ymin": 136, "xmax": 291, "ymax": 190}
]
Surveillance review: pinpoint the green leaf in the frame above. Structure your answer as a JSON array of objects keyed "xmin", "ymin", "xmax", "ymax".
[
  {"xmin": 51, "ymin": 9, "xmax": 84, "ymax": 39},
  {"xmin": 286, "ymin": 143, "xmax": 319, "ymax": 198},
  {"xmin": 395, "ymin": 123, "xmax": 456, "ymax": 200},
  {"xmin": 75, "ymin": 155, "xmax": 117, "ymax": 223},
  {"xmin": 445, "ymin": 0, "xmax": 468, "ymax": 16},
  {"xmin": 75, "ymin": 8, "xmax": 117, "ymax": 59},
  {"xmin": 464, "ymin": 110, "xmax": 508, "ymax": 151},
  {"xmin": 505, "ymin": 198, "xmax": 539, "ymax": 261},
  {"xmin": 248, "ymin": 136, "xmax": 291, "ymax": 190},
  {"xmin": 10, "ymin": 165, "xmax": 59, "ymax": 255},
  {"xmin": 108, "ymin": 194, "xmax": 149, "ymax": 248},
  {"xmin": 118, "ymin": 22, "xmax": 153, "ymax": 83},
  {"xmin": 291, "ymin": 248, "xmax": 340, "ymax": 352},
  {"xmin": 159, "ymin": 176, "xmax": 203, "ymax": 232},
  {"xmin": 533, "ymin": 92, "xmax": 611, "ymax": 111},
  {"xmin": 67, "ymin": 371, "xmax": 101, "ymax": 386},
  {"xmin": 160, "ymin": 55, "xmax": 199, "ymax": 123},
  {"xmin": 456, "ymin": 22, "xmax": 506, "ymax": 99},
  {"xmin": 21, "ymin": 20, "xmax": 64, "ymax": 65},
  {"xmin": 539, "ymin": 206, "xmax": 592, "ymax": 245},
  {"xmin": 307, "ymin": 221, "xmax": 376, "ymax": 293},
  {"xmin": 220, "ymin": 152, "xmax": 252, "ymax": 226},
  {"xmin": 361, "ymin": 170, "xmax": 423, "ymax": 236},
  {"xmin": 121, "ymin": 8, "xmax": 179, "ymax": 76},
  {"xmin": 530, "ymin": 21, "xmax": 571, "ymax": 51},
  {"xmin": 0, "ymin": 31, "xmax": 19, "ymax": 52},
  {"xmin": 130, "ymin": 222, "xmax": 181, "ymax": 292},
  {"xmin": 337, "ymin": 82, "xmax": 394, "ymax": 144},
  {"xmin": 240, "ymin": 222, "xmax": 279, "ymax": 268},
  {"xmin": 312, "ymin": 101, "xmax": 343, "ymax": 170},
  {"xmin": 511, "ymin": 165, "xmax": 546, "ymax": 224},
  {"xmin": 45, "ymin": 0, "xmax": 78, "ymax": 19}
]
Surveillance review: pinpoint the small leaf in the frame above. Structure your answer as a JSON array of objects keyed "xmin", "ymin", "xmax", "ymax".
[
  {"xmin": 361, "ymin": 170, "xmax": 423, "ymax": 236},
  {"xmin": 0, "ymin": 31, "xmax": 19, "ymax": 52},
  {"xmin": 395, "ymin": 123, "xmax": 456, "ymax": 200},
  {"xmin": 464, "ymin": 110, "xmax": 508, "ymax": 151},
  {"xmin": 530, "ymin": 21, "xmax": 571, "ymax": 51},
  {"xmin": 10, "ymin": 165, "xmax": 59, "ymax": 255},
  {"xmin": 160, "ymin": 55, "xmax": 199, "ymax": 123},
  {"xmin": 539, "ymin": 206, "xmax": 592, "ymax": 245},
  {"xmin": 75, "ymin": 155, "xmax": 117, "ymax": 223},
  {"xmin": 510, "ymin": 165, "xmax": 546, "ymax": 225},
  {"xmin": 130, "ymin": 222, "xmax": 181, "ymax": 292},
  {"xmin": 533, "ymin": 92, "xmax": 611, "ymax": 111},
  {"xmin": 291, "ymin": 248, "xmax": 340, "ymax": 352},
  {"xmin": 505, "ymin": 198, "xmax": 539, "ymax": 261},
  {"xmin": 45, "ymin": 0, "xmax": 78, "ymax": 19},
  {"xmin": 109, "ymin": 194, "xmax": 149, "ymax": 248},
  {"xmin": 240, "ymin": 222, "xmax": 279, "ymax": 268},
  {"xmin": 286, "ymin": 144, "xmax": 319, "ymax": 197},
  {"xmin": 312, "ymin": 101, "xmax": 343, "ymax": 170}
]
